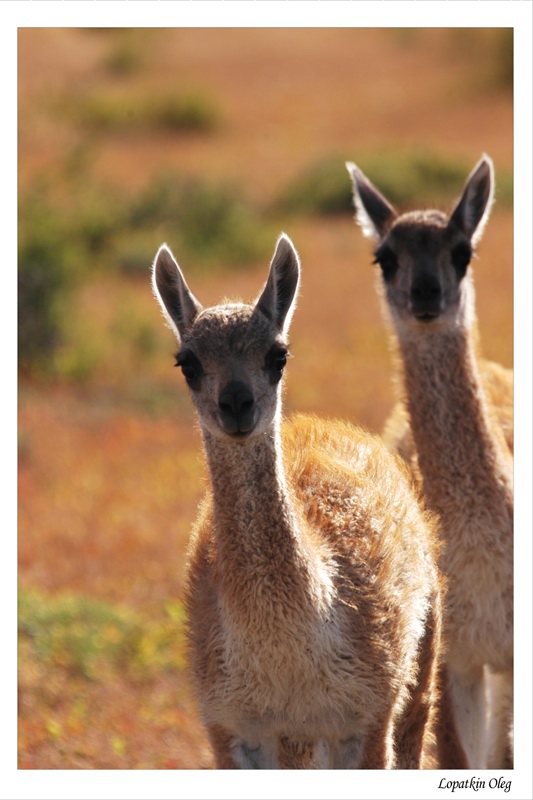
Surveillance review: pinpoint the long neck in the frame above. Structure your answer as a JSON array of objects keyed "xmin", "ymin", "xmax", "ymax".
[
  {"xmin": 396, "ymin": 317, "xmax": 513, "ymax": 528},
  {"xmin": 201, "ymin": 423, "xmax": 327, "ymax": 623}
]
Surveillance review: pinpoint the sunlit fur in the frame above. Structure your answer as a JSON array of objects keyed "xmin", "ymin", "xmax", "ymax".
[
  {"xmin": 347, "ymin": 156, "xmax": 513, "ymax": 770},
  {"xmin": 152, "ymin": 234, "xmax": 443, "ymax": 769}
]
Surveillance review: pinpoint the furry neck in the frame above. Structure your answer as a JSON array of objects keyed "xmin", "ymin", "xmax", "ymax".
[
  {"xmin": 202, "ymin": 423, "xmax": 297, "ymax": 553},
  {"xmin": 200, "ymin": 422, "xmax": 327, "ymax": 619},
  {"xmin": 395, "ymin": 310, "xmax": 513, "ymax": 524}
]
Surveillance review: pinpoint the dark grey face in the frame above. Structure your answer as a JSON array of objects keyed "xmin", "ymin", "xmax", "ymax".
[
  {"xmin": 200, "ymin": 340, "xmax": 287, "ymax": 437},
  {"xmin": 409, "ymin": 264, "xmax": 444, "ymax": 321},
  {"xmin": 372, "ymin": 212, "xmax": 473, "ymax": 324},
  {"xmin": 175, "ymin": 305, "xmax": 289, "ymax": 439},
  {"xmin": 216, "ymin": 380, "xmax": 256, "ymax": 436}
]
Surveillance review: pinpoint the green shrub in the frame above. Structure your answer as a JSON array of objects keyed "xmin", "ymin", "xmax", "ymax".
[
  {"xmin": 18, "ymin": 189, "xmax": 80, "ymax": 374},
  {"xmin": 19, "ymin": 589, "xmax": 187, "ymax": 681},
  {"xmin": 356, "ymin": 149, "xmax": 513, "ymax": 209},
  {"xmin": 354, "ymin": 150, "xmax": 469, "ymax": 208},
  {"xmin": 18, "ymin": 180, "xmax": 124, "ymax": 375},
  {"xmin": 19, "ymin": 167, "xmax": 270, "ymax": 376},
  {"xmin": 276, "ymin": 149, "xmax": 513, "ymax": 217},
  {"xmin": 126, "ymin": 174, "xmax": 271, "ymax": 272},
  {"xmin": 277, "ymin": 156, "xmax": 353, "ymax": 216},
  {"xmin": 103, "ymin": 35, "xmax": 146, "ymax": 75},
  {"xmin": 150, "ymin": 93, "xmax": 218, "ymax": 133},
  {"xmin": 60, "ymin": 89, "xmax": 219, "ymax": 134}
]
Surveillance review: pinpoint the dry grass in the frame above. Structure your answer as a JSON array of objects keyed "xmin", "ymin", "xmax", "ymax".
[{"xmin": 18, "ymin": 27, "xmax": 512, "ymax": 769}]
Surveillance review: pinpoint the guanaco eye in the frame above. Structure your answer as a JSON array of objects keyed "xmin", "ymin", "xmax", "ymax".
[
  {"xmin": 175, "ymin": 350, "xmax": 203, "ymax": 390},
  {"xmin": 451, "ymin": 242, "xmax": 472, "ymax": 279},
  {"xmin": 373, "ymin": 246, "xmax": 398, "ymax": 281},
  {"xmin": 265, "ymin": 346, "xmax": 289, "ymax": 383},
  {"xmin": 273, "ymin": 352, "xmax": 287, "ymax": 370}
]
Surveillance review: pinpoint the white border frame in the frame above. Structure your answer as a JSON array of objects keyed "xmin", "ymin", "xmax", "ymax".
[{"xmin": 5, "ymin": 3, "xmax": 532, "ymax": 799}]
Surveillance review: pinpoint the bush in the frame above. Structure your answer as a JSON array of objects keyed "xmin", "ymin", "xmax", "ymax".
[
  {"xmin": 126, "ymin": 174, "xmax": 271, "ymax": 272},
  {"xmin": 18, "ymin": 189, "xmax": 79, "ymax": 374},
  {"xmin": 18, "ymin": 180, "xmax": 124, "ymax": 376},
  {"xmin": 19, "ymin": 589, "xmax": 187, "ymax": 681},
  {"xmin": 59, "ymin": 89, "xmax": 219, "ymax": 135},
  {"xmin": 277, "ymin": 156, "xmax": 353, "ymax": 216},
  {"xmin": 103, "ymin": 33, "xmax": 146, "ymax": 76},
  {"xmin": 18, "ymin": 168, "xmax": 270, "ymax": 376},
  {"xmin": 276, "ymin": 149, "xmax": 513, "ymax": 217}
]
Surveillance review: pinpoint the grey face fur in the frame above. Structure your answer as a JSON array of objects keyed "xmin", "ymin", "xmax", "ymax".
[
  {"xmin": 152, "ymin": 234, "xmax": 300, "ymax": 440},
  {"xmin": 346, "ymin": 156, "xmax": 495, "ymax": 330}
]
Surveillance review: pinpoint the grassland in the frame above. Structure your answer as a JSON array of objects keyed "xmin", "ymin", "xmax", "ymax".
[{"xmin": 18, "ymin": 27, "xmax": 513, "ymax": 770}]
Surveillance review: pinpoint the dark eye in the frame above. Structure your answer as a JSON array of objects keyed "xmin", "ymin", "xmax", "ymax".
[
  {"xmin": 451, "ymin": 242, "xmax": 472, "ymax": 279},
  {"xmin": 273, "ymin": 351, "xmax": 287, "ymax": 370},
  {"xmin": 175, "ymin": 350, "xmax": 203, "ymax": 390},
  {"xmin": 265, "ymin": 346, "xmax": 289, "ymax": 384},
  {"xmin": 373, "ymin": 246, "xmax": 398, "ymax": 281}
]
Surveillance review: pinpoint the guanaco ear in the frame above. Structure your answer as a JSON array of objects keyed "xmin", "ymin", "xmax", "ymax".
[
  {"xmin": 449, "ymin": 155, "xmax": 494, "ymax": 246},
  {"xmin": 346, "ymin": 162, "xmax": 397, "ymax": 241},
  {"xmin": 152, "ymin": 244, "xmax": 203, "ymax": 340},
  {"xmin": 255, "ymin": 233, "xmax": 300, "ymax": 334}
]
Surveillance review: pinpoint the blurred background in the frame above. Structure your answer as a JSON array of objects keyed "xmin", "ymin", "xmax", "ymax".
[{"xmin": 18, "ymin": 27, "xmax": 513, "ymax": 769}]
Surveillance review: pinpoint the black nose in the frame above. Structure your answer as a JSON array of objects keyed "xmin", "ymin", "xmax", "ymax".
[
  {"xmin": 218, "ymin": 381, "xmax": 256, "ymax": 435},
  {"xmin": 411, "ymin": 274, "xmax": 442, "ymax": 319}
]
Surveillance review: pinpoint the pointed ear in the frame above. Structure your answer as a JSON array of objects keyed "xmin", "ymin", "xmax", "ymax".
[
  {"xmin": 449, "ymin": 155, "xmax": 494, "ymax": 245},
  {"xmin": 152, "ymin": 244, "xmax": 203, "ymax": 340},
  {"xmin": 346, "ymin": 162, "xmax": 397, "ymax": 241},
  {"xmin": 255, "ymin": 233, "xmax": 300, "ymax": 334}
]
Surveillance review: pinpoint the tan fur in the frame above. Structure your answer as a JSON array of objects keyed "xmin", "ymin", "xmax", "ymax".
[
  {"xmin": 185, "ymin": 415, "xmax": 443, "ymax": 769},
  {"xmin": 383, "ymin": 358, "xmax": 513, "ymax": 466},
  {"xmin": 347, "ymin": 156, "xmax": 513, "ymax": 770},
  {"xmin": 152, "ymin": 234, "xmax": 443, "ymax": 769}
]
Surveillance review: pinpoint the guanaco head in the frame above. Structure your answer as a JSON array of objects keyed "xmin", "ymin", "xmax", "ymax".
[
  {"xmin": 152, "ymin": 233, "xmax": 300, "ymax": 440},
  {"xmin": 346, "ymin": 156, "xmax": 494, "ymax": 331}
]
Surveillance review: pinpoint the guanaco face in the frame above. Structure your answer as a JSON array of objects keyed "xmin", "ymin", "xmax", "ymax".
[
  {"xmin": 346, "ymin": 156, "xmax": 494, "ymax": 332},
  {"xmin": 152, "ymin": 234, "xmax": 300, "ymax": 440}
]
